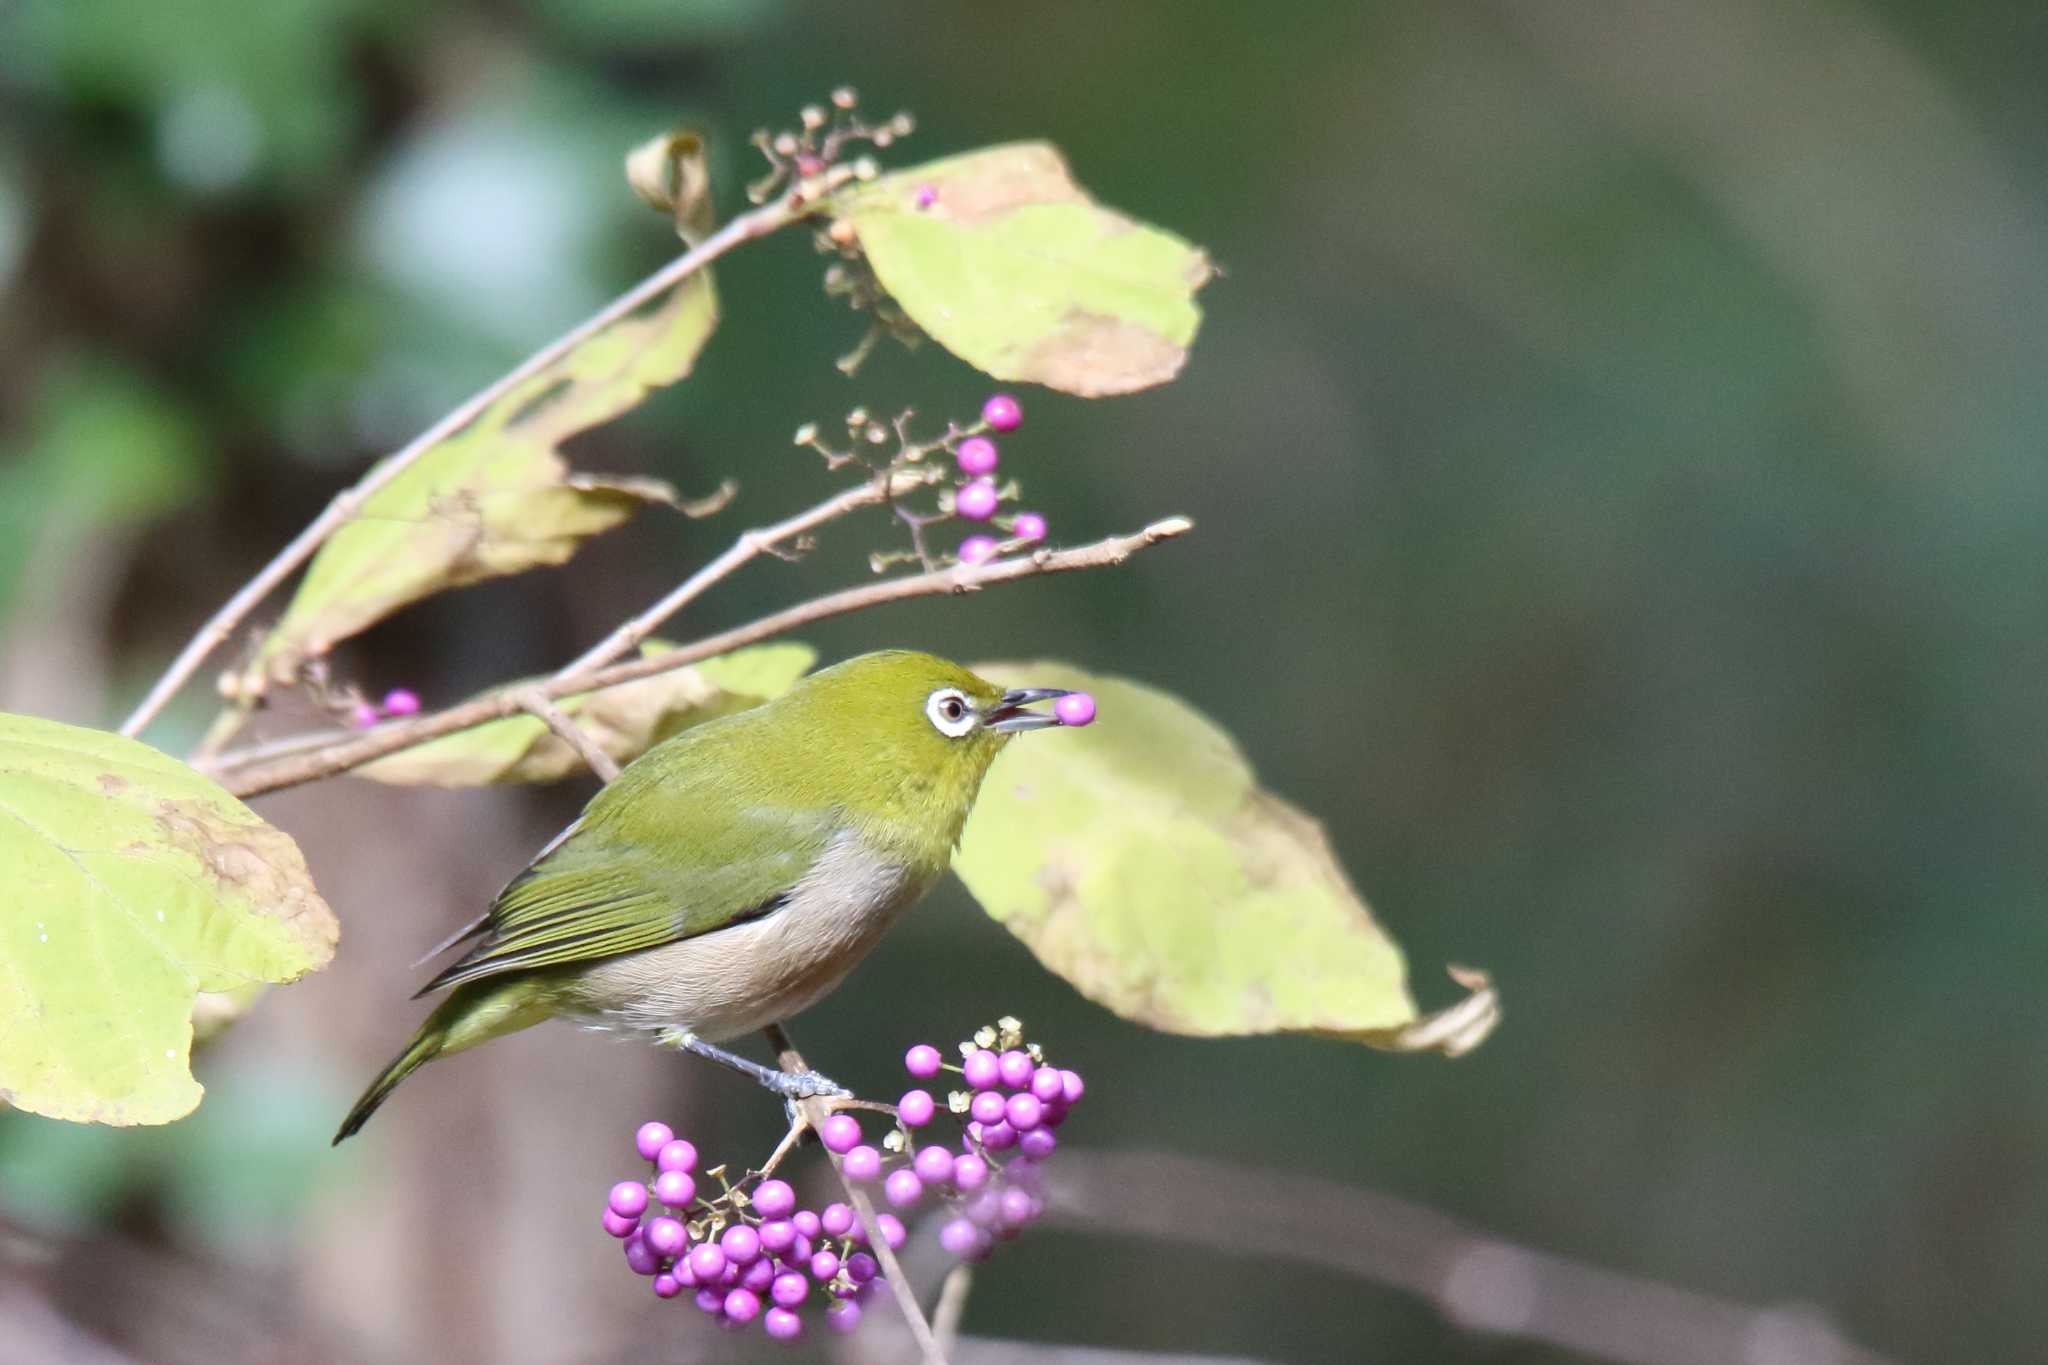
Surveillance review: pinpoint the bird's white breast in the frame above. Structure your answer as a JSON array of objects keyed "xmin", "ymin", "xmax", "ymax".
[{"xmin": 565, "ymin": 830, "xmax": 929, "ymax": 1043}]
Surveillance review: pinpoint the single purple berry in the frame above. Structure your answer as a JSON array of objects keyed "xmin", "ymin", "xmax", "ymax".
[
  {"xmin": 955, "ymin": 478, "xmax": 999, "ymax": 522},
  {"xmin": 970, "ymin": 1091, "xmax": 1006, "ymax": 1125},
  {"xmin": 842, "ymin": 1145, "xmax": 882, "ymax": 1182},
  {"xmin": 963, "ymin": 1190, "xmax": 1002, "ymax": 1227},
  {"xmin": 608, "ymin": 1180, "xmax": 649, "ymax": 1219},
  {"xmin": 687, "ymin": 1243, "xmax": 727, "ymax": 1283},
  {"xmin": 656, "ymin": 1139, "xmax": 698, "ymax": 1173},
  {"xmin": 952, "ymin": 1153, "xmax": 991, "ymax": 1192},
  {"xmin": 765, "ymin": 1306, "xmax": 804, "ymax": 1342},
  {"xmin": 956, "ymin": 436, "xmax": 999, "ymax": 476},
  {"xmin": 845, "ymin": 1252, "xmax": 879, "ymax": 1284},
  {"xmin": 720, "ymin": 1261, "xmax": 741, "ymax": 1287},
  {"xmin": 695, "ymin": 1288, "xmax": 724, "ymax": 1315},
  {"xmin": 939, "ymin": 1216, "xmax": 985, "ymax": 1258},
  {"xmin": 1019, "ymin": 1128, "xmax": 1058, "ymax": 1160},
  {"xmin": 759, "ymin": 1219, "xmax": 796, "ymax": 1253},
  {"xmin": 1053, "ymin": 692, "xmax": 1097, "ymax": 727},
  {"xmin": 381, "ymin": 688, "xmax": 421, "ymax": 716},
  {"xmin": 897, "ymin": 1088, "xmax": 936, "ymax": 1127},
  {"xmin": 349, "ymin": 702, "xmax": 379, "ymax": 729},
  {"xmin": 1030, "ymin": 1066, "xmax": 1065, "ymax": 1103},
  {"xmin": 819, "ymin": 1113, "xmax": 862, "ymax": 1154},
  {"xmin": 958, "ymin": 534, "xmax": 998, "ymax": 566},
  {"xmin": 653, "ymin": 1272, "xmax": 683, "ymax": 1299},
  {"xmin": 1060, "ymin": 1069, "xmax": 1086, "ymax": 1105},
  {"xmin": 826, "ymin": 1299, "xmax": 863, "ymax": 1334},
  {"xmin": 785, "ymin": 1234, "xmax": 813, "ymax": 1265},
  {"xmin": 1011, "ymin": 511, "xmax": 1048, "ymax": 543},
  {"xmin": 884, "ymin": 1167, "xmax": 923, "ymax": 1209},
  {"xmin": 876, "ymin": 1213, "xmax": 908, "ymax": 1250},
  {"xmin": 634, "ymin": 1122, "xmax": 674, "ymax": 1162},
  {"xmin": 962, "ymin": 1049, "xmax": 1001, "ymax": 1090},
  {"xmin": 742, "ymin": 1258, "xmax": 776, "ymax": 1294},
  {"xmin": 905, "ymin": 1043, "xmax": 943, "ymax": 1078},
  {"xmin": 653, "ymin": 1169, "xmax": 695, "ymax": 1208},
  {"xmin": 749, "ymin": 1177, "xmax": 794, "ymax": 1219},
  {"xmin": 724, "ymin": 1288, "xmax": 761, "ymax": 1324},
  {"xmin": 998, "ymin": 1187, "xmax": 1037, "ymax": 1229},
  {"xmin": 721, "ymin": 1224, "xmax": 762, "ymax": 1265},
  {"xmin": 821, "ymin": 1203, "xmax": 855, "ymax": 1238},
  {"xmin": 624, "ymin": 1234, "xmax": 661, "ymax": 1276},
  {"xmin": 645, "ymin": 1216, "xmax": 687, "ymax": 1257},
  {"xmin": 914, "ymin": 183, "xmax": 937, "ymax": 209},
  {"xmin": 982, "ymin": 394, "xmax": 1022, "ymax": 432},
  {"xmin": 1041, "ymin": 1100, "xmax": 1068, "ymax": 1129},
  {"xmin": 674, "ymin": 1257, "xmax": 698, "ymax": 1287},
  {"xmin": 1006, "ymin": 1093, "xmax": 1044, "ymax": 1132},
  {"xmin": 809, "ymin": 1249, "xmax": 841, "ymax": 1281},
  {"xmin": 913, "ymin": 1144, "xmax": 955, "ymax": 1186},
  {"xmin": 982, "ymin": 1120, "xmax": 1018, "ymax": 1152},
  {"xmin": 793, "ymin": 1208, "xmax": 823, "ymax": 1240},
  {"xmin": 602, "ymin": 1208, "xmax": 640, "ymax": 1239},
  {"xmin": 997, "ymin": 1050, "xmax": 1034, "ymax": 1089}
]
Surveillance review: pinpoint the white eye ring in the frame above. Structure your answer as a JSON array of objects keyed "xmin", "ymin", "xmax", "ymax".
[{"xmin": 925, "ymin": 687, "xmax": 976, "ymax": 738}]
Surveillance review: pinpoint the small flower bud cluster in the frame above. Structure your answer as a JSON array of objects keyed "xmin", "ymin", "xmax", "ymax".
[
  {"xmin": 748, "ymin": 87, "xmax": 912, "ymax": 207},
  {"xmin": 602, "ymin": 1017, "xmax": 1085, "ymax": 1344}
]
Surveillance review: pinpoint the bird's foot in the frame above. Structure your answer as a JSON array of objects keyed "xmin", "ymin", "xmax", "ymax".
[{"xmin": 772, "ymin": 1067, "xmax": 849, "ymax": 1101}]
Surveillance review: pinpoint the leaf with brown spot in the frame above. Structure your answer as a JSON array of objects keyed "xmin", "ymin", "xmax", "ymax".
[
  {"xmin": 0, "ymin": 713, "xmax": 337, "ymax": 1125},
  {"xmin": 835, "ymin": 143, "xmax": 1213, "ymax": 396},
  {"xmin": 956, "ymin": 664, "xmax": 1497, "ymax": 1055}
]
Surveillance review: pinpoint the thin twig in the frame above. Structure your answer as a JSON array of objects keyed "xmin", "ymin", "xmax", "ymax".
[
  {"xmin": 513, "ymin": 688, "xmax": 622, "ymax": 782},
  {"xmin": 931, "ymin": 1264, "xmax": 973, "ymax": 1356},
  {"xmin": 764, "ymin": 1023, "xmax": 949, "ymax": 1365},
  {"xmin": 213, "ymin": 517, "xmax": 1191, "ymax": 797},
  {"xmin": 555, "ymin": 467, "xmax": 937, "ymax": 677},
  {"xmin": 117, "ymin": 177, "xmax": 842, "ymax": 741}
]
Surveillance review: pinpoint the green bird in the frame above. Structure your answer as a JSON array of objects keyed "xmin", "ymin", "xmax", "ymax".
[{"xmin": 333, "ymin": 650, "xmax": 1075, "ymax": 1144}]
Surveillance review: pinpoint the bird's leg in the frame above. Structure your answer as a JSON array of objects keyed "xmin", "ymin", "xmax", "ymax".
[{"xmin": 661, "ymin": 1028, "xmax": 847, "ymax": 1102}]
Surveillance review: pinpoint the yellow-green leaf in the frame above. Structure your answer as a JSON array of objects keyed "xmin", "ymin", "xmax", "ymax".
[
  {"xmin": 359, "ymin": 643, "xmax": 816, "ymax": 787},
  {"xmin": 836, "ymin": 143, "xmax": 1214, "ymax": 397},
  {"xmin": 957, "ymin": 664, "xmax": 1497, "ymax": 1055},
  {"xmin": 245, "ymin": 137, "xmax": 723, "ymax": 691},
  {"xmin": 0, "ymin": 714, "xmax": 337, "ymax": 1125}
]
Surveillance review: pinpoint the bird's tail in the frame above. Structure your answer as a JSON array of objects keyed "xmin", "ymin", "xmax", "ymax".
[{"xmin": 332, "ymin": 977, "xmax": 554, "ymax": 1145}]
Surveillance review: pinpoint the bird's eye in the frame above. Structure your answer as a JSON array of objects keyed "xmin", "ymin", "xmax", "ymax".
[{"xmin": 925, "ymin": 688, "xmax": 976, "ymax": 738}]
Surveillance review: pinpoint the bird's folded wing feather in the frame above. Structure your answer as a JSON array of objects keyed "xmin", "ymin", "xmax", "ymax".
[{"xmin": 414, "ymin": 787, "xmax": 836, "ymax": 996}]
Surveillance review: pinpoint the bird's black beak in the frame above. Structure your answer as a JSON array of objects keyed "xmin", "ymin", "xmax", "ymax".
[{"xmin": 984, "ymin": 688, "xmax": 1072, "ymax": 733}]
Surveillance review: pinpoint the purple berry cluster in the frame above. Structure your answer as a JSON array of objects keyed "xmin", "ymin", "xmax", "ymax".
[
  {"xmin": 792, "ymin": 395, "xmax": 1056, "ymax": 575},
  {"xmin": 951, "ymin": 394, "xmax": 1050, "ymax": 568},
  {"xmin": 349, "ymin": 688, "xmax": 421, "ymax": 729},
  {"xmin": 601, "ymin": 1017, "xmax": 1085, "ymax": 1345}
]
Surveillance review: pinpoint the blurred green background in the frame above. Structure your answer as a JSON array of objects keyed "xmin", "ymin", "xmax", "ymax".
[{"xmin": 3, "ymin": 2, "xmax": 2044, "ymax": 1362}]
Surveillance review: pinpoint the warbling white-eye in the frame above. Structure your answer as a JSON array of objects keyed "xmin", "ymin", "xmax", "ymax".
[{"xmin": 333, "ymin": 650, "xmax": 1076, "ymax": 1143}]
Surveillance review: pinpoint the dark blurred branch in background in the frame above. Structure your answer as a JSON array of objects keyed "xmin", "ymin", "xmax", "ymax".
[{"xmin": 1043, "ymin": 1152, "xmax": 1901, "ymax": 1365}]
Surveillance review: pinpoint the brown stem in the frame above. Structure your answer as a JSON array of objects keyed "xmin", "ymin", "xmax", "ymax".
[
  {"xmin": 764, "ymin": 1023, "xmax": 949, "ymax": 1365},
  {"xmin": 116, "ymin": 177, "xmax": 842, "ymax": 741},
  {"xmin": 554, "ymin": 468, "xmax": 936, "ymax": 678},
  {"xmin": 513, "ymin": 688, "xmax": 622, "ymax": 782},
  {"xmin": 930, "ymin": 1264, "xmax": 973, "ymax": 1356},
  {"xmin": 212, "ymin": 517, "xmax": 1191, "ymax": 798}
]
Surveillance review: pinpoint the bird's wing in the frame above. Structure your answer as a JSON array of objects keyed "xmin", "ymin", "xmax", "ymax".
[{"xmin": 413, "ymin": 794, "xmax": 835, "ymax": 996}]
